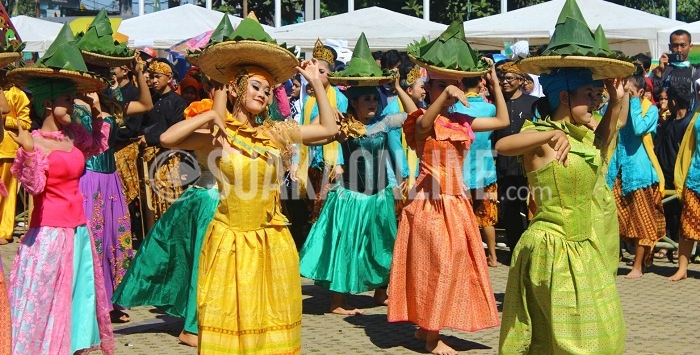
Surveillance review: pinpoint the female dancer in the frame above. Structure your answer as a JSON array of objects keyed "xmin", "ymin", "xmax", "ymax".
[
  {"xmin": 76, "ymin": 10, "xmax": 154, "ymax": 322},
  {"xmin": 159, "ymin": 13, "xmax": 338, "ymax": 354},
  {"xmin": 299, "ymin": 33, "xmax": 400, "ymax": 315},
  {"xmin": 497, "ymin": 0, "xmax": 633, "ymax": 350},
  {"xmin": 7, "ymin": 24, "xmax": 114, "ymax": 354},
  {"xmin": 388, "ymin": 21, "xmax": 508, "ymax": 355}
]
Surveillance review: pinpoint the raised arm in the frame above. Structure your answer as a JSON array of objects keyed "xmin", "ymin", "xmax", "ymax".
[
  {"xmin": 471, "ymin": 67, "xmax": 509, "ymax": 132},
  {"xmin": 393, "ymin": 72, "xmax": 419, "ymax": 115},
  {"xmin": 495, "ymin": 129, "xmax": 571, "ymax": 167},
  {"xmin": 124, "ymin": 59, "xmax": 154, "ymax": 116},
  {"xmin": 160, "ymin": 108, "xmax": 226, "ymax": 152},
  {"xmin": 416, "ymin": 84, "xmax": 469, "ymax": 141},
  {"xmin": 296, "ymin": 59, "xmax": 338, "ymax": 145},
  {"xmin": 595, "ymin": 78, "xmax": 629, "ymax": 151}
]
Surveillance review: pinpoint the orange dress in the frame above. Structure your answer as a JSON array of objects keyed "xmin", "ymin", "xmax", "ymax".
[{"xmin": 388, "ymin": 112, "xmax": 500, "ymax": 332}]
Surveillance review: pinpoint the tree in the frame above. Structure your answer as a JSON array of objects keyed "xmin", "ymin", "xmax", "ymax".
[{"xmin": 6, "ymin": 0, "xmax": 36, "ymax": 16}]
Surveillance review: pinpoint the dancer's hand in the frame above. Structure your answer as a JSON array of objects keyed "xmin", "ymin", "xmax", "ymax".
[
  {"xmin": 209, "ymin": 111, "xmax": 229, "ymax": 143},
  {"xmin": 548, "ymin": 130, "xmax": 570, "ymax": 166},
  {"xmin": 289, "ymin": 162, "xmax": 299, "ymax": 181},
  {"xmin": 296, "ymin": 59, "xmax": 321, "ymax": 84},
  {"xmin": 8, "ymin": 120, "xmax": 33, "ymax": 152},
  {"xmin": 444, "ymin": 85, "xmax": 469, "ymax": 108}
]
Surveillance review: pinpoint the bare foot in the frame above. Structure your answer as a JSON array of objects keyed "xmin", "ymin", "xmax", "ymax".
[
  {"xmin": 110, "ymin": 310, "xmax": 130, "ymax": 323},
  {"xmin": 426, "ymin": 339, "xmax": 458, "ymax": 355},
  {"xmin": 669, "ymin": 269, "xmax": 688, "ymax": 282},
  {"xmin": 0, "ymin": 238, "xmax": 9, "ymax": 245},
  {"xmin": 414, "ymin": 328, "xmax": 427, "ymax": 340},
  {"xmin": 330, "ymin": 304, "xmax": 364, "ymax": 315},
  {"xmin": 178, "ymin": 330, "xmax": 198, "ymax": 347},
  {"xmin": 373, "ymin": 288, "xmax": 389, "ymax": 306},
  {"xmin": 624, "ymin": 269, "xmax": 643, "ymax": 279},
  {"xmin": 487, "ymin": 255, "xmax": 498, "ymax": 267}
]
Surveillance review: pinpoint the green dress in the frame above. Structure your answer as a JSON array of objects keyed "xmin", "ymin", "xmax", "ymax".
[
  {"xmin": 499, "ymin": 119, "xmax": 625, "ymax": 355},
  {"xmin": 591, "ymin": 131, "xmax": 621, "ymax": 277}
]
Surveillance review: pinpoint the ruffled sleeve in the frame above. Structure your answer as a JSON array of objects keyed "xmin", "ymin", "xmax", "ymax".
[
  {"xmin": 366, "ymin": 112, "xmax": 407, "ymax": 137},
  {"xmin": 11, "ymin": 146, "xmax": 49, "ymax": 195},
  {"xmin": 434, "ymin": 112, "xmax": 475, "ymax": 143},
  {"xmin": 184, "ymin": 99, "xmax": 213, "ymax": 119},
  {"xmin": 69, "ymin": 118, "xmax": 111, "ymax": 158},
  {"xmin": 339, "ymin": 116, "xmax": 367, "ymax": 139}
]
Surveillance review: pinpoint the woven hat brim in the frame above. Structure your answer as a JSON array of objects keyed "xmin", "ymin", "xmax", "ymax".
[
  {"xmin": 328, "ymin": 76, "xmax": 393, "ymax": 86},
  {"xmin": 517, "ymin": 56, "xmax": 635, "ymax": 80},
  {"xmin": 408, "ymin": 54, "xmax": 488, "ymax": 79},
  {"xmin": 82, "ymin": 51, "xmax": 137, "ymax": 68},
  {"xmin": 0, "ymin": 52, "xmax": 20, "ymax": 68},
  {"xmin": 197, "ymin": 41, "xmax": 298, "ymax": 84},
  {"xmin": 7, "ymin": 67, "xmax": 107, "ymax": 94}
]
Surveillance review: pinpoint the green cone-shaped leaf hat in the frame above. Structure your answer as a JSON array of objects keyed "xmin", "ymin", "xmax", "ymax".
[
  {"xmin": 329, "ymin": 33, "xmax": 393, "ymax": 86},
  {"xmin": 407, "ymin": 20, "xmax": 488, "ymax": 78},
  {"xmin": 196, "ymin": 12, "xmax": 299, "ymax": 85},
  {"xmin": 6, "ymin": 23, "xmax": 106, "ymax": 93},
  {"xmin": 76, "ymin": 9, "xmax": 135, "ymax": 67},
  {"xmin": 518, "ymin": 0, "xmax": 634, "ymax": 80},
  {"xmin": 187, "ymin": 14, "xmax": 236, "ymax": 66}
]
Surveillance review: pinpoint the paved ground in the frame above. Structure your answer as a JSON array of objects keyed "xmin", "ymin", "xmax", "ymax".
[{"xmin": 2, "ymin": 240, "xmax": 699, "ymax": 355}]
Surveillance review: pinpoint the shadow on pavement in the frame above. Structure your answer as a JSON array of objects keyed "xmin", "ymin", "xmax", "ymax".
[
  {"xmin": 302, "ymin": 284, "xmax": 379, "ymax": 315},
  {"xmin": 344, "ymin": 314, "xmax": 492, "ymax": 353}
]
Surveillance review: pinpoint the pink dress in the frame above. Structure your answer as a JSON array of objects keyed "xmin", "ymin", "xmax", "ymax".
[{"xmin": 9, "ymin": 123, "xmax": 115, "ymax": 355}]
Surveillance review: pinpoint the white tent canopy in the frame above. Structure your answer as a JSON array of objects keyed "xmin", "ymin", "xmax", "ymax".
[
  {"xmin": 657, "ymin": 21, "xmax": 700, "ymax": 58},
  {"xmin": 271, "ymin": 7, "xmax": 447, "ymax": 51},
  {"xmin": 118, "ymin": 4, "xmax": 273, "ymax": 49},
  {"xmin": 12, "ymin": 15, "xmax": 63, "ymax": 53},
  {"xmin": 452, "ymin": 0, "xmax": 685, "ymax": 58}
]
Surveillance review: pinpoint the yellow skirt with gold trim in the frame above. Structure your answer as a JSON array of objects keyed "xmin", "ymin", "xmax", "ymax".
[{"xmin": 197, "ymin": 220, "xmax": 302, "ymax": 355}]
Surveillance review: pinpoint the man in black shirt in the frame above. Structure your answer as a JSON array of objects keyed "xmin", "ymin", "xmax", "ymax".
[
  {"xmin": 655, "ymin": 83, "xmax": 692, "ymax": 244},
  {"xmin": 138, "ymin": 59, "xmax": 188, "ymax": 231},
  {"xmin": 491, "ymin": 62, "xmax": 539, "ymax": 261},
  {"xmin": 651, "ymin": 29, "xmax": 700, "ymax": 110}
]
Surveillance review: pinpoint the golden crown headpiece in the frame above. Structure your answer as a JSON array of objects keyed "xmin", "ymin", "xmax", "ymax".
[
  {"xmin": 313, "ymin": 38, "xmax": 336, "ymax": 65},
  {"xmin": 406, "ymin": 65, "xmax": 421, "ymax": 85}
]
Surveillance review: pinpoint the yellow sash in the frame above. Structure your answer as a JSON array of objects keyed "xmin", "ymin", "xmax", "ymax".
[
  {"xmin": 640, "ymin": 98, "xmax": 665, "ymax": 195},
  {"xmin": 298, "ymin": 86, "xmax": 339, "ymax": 194},
  {"xmin": 675, "ymin": 107, "xmax": 700, "ymax": 199},
  {"xmin": 396, "ymin": 98, "xmax": 419, "ymax": 190}
]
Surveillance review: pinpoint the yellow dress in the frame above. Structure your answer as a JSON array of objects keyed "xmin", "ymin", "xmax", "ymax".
[
  {"xmin": 0, "ymin": 86, "xmax": 31, "ymax": 241},
  {"xmin": 197, "ymin": 118, "xmax": 302, "ymax": 355}
]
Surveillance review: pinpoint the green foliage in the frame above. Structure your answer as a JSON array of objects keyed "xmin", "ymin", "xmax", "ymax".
[
  {"xmin": 7, "ymin": 0, "xmax": 36, "ymax": 16},
  {"xmin": 203, "ymin": 0, "xmax": 699, "ymax": 26}
]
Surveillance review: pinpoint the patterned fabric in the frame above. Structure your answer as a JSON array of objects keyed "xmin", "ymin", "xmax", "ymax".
[
  {"xmin": 197, "ymin": 120, "xmax": 302, "ymax": 354},
  {"xmin": 388, "ymin": 113, "xmax": 500, "ymax": 332},
  {"xmin": 113, "ymin": 186, "xmax": 219, "ymax": 334},
  {"xmin": 0, "ymin": 258, "xmax": 10, "ymax": 355},
  {"xmin": 612, "ymin": 179, "xmax": 666, "ymax": 267},
  {"xmin": 300, "ymin": 121, "xmax": 402, "ymax": 294},
  {"xmin": 10, "ymin": 226, "xmax": 114, "ymax": 355},
  {"xmin": 142, "ymin": 146, "xmax": 184, "ymax": 221},
  {"xmin": 469, "ymin": 182, "xmax": 498, "ymax": 228},
  {"xmin": 499, "ymin": 119, "xmax": 625, "ymax": 355},
  {"xmin": 80, "ymin": 170, "xmax": 134, "ymax": 296},
  {"xmin": 114, "ymin": 142, "xmax": 140, "ymax": 203},
  {"xmin": 681, "ymin": 187, "xmax": 700, "ymax": 241}
]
